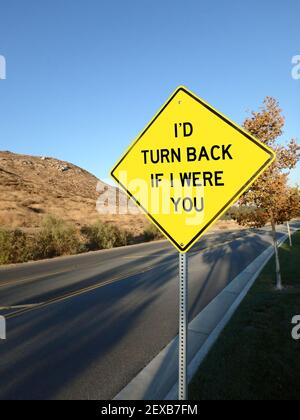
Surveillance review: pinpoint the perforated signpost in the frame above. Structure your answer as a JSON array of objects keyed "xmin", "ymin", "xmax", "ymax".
[{"xmin": 111, "ymin": 86, "xmax": 276, "ymax": 400}]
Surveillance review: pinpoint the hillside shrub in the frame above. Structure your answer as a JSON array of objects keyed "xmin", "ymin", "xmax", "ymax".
[
  {"xmin": 143, "ymin": 224, "xmax": 163, "ymax": 241},
  {"xmin": 82, "ymin": 221, "xmax": 131, "ymax": 250},
  {"xmin": 33, "ymin": 215, "xmax": 82, "ymax": 259},
  {"xmin": 0, "ymin": 228, "xmax": 30, "ymax": 264}
]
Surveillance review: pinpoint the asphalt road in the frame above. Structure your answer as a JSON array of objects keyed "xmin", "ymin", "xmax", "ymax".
[{"xmin": 0, "ymin": 225, "xmax": 296, "ymax": 400}]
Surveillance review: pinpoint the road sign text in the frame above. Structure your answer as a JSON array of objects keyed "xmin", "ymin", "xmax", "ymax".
[{"xmin": 111, "ymin": 86, "xmax": 275, "ymax": 252}]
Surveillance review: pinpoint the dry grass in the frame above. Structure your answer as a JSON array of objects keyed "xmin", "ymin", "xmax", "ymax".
[{"xmin": 0, "ymin": 151, "xmax": 147, "ymax": 235}]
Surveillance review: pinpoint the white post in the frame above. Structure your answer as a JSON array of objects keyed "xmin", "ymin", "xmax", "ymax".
[
  {"xmin": 179, "ymin": 253, "xmax": 188, "ymax": 400},
  {"xmin": 287, "ymin": 221, "xmax": 292, "ymax": 247},
  {"xmin": 272, "ymin": 223, "xmax": 282, "ymax": 290},
  {"xmin": 0, "ymin": 316, "xmax": 6, "ymax": 340}
]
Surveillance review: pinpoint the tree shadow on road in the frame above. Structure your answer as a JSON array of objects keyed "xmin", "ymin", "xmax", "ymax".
[{"xmin": 0, "ymin": 229, "xmax": 280, "ymax": 400}]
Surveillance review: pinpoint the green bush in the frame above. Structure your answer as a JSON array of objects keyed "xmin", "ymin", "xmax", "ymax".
[
  {"xmin": 33, "ymin": 215, "xmax": 82, "ymax": 259},
  {"xmin": 143, "ymin": 224, "xmax": 163, "ymax": 241},
  {"xmin": 82, "ymin": 221, "xmax": 131, "ymax": 250},
  {"xmin": 0, "ymin": 217, "xmax": 164, "ymax": 266},
  {"xmin": 0, "ymin": 228, "xmax": 30, "ymax": 264}
]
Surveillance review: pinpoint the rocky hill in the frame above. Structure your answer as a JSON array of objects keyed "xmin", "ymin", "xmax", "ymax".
[{"xmin": 0, "ymin": 151, "xmax": 146, "ymax": 234}]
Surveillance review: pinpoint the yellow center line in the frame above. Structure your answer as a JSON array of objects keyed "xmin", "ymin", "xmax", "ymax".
[
  {"xmin": 3, "ymin": 233, "xmax": 253, "ymax": 320},
  {"xmin": 0, "ymin": 303, "xmax": 42, "ymax": 310},
  {"xmin": 5, "ymin": 262, "xmax": 172, "ymax": 320},
  {"xmin": 0, "ymin": 268, "xmax": 72, "ymax": 289}
]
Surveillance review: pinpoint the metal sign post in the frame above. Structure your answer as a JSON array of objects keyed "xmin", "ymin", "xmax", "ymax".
[{"xmin": 179, "ymin": 252, "xmax": 188, "ymax": 400}]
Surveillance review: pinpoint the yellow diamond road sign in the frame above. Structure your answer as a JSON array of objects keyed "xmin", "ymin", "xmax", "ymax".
[{"xmin": 111, "ymin": 86, "xmax": 276, "ymax": 253}]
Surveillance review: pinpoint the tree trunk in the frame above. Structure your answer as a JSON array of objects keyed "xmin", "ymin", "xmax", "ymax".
[
  {"xmin": 271, "ymin": 221, "xmax": 283, "ymax": 290},
  {"xmin": 287, "ymin": 221, "xmax": 292, "ymax": 247}
]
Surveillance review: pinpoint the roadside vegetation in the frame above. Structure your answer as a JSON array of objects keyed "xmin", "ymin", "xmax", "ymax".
[
  {"xmin": 143, "ymin": 224, "xmax": 164, "ymax": 241},
  {"xmin": 0, "ymin": 228, "xmax": 30, "ymax": 265},
  {"xmin": 81, "ymin": 220, "xmax": 133, "ymax": 250},
  {"xmin": 189, "ymin": 231, "xmax": 300, "ymax": 400},
  {"xmin": 0, "ymin": 215, "xmax": 164, "ymax": 265},
  {"xmin": 229, "ymin": 97, "xmax": 300, "ymax": 290},
  {"xmin": 33, "ymin": 215, "xmax": 83, "ymax": 259}
]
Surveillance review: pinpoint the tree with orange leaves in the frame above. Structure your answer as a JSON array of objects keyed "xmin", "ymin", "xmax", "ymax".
[{"xmin": 231, "ymin": 97, "xmax": 300, "ymax": 290}]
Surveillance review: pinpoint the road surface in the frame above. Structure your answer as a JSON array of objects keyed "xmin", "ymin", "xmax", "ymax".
[{"xmin": 0, "ymin": 224, "xmax": 296, "ymax": 400}]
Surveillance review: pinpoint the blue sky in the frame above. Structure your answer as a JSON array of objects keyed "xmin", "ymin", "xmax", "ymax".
[{"xmin": 0, "ymin": 0, "xmax": 299, "ymax": 185}]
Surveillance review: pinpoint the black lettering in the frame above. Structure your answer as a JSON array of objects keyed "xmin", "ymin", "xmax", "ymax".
[
  {"xmin": 170, "ymin": 173, "xmax": 174, "ymax": 187},
  {"xmin": 211, "ymin": 145, "xmax": 221, "ymax": 160},
  {"xmin": 183, "ymin": 197, "xmax": 193, "ymax": 212},
  {"xmin": 187, "ymin": 147, "xmax": 196, "ymax": 162},
  {"xmin": 194, "ymin": 197, "xmax": 204, "ymax": 212},
  {"xmin": 174, "ymin": 124, "xmax": 178, "ymax": 138},
  {"xmin": 215, "ymin": 171, "xmax": 224, "ymax": 186},
  {"xmin": 180, "ymin": 172, "xmax": 192, "ymax": 187},
  {"xmin": 183, "ymin": 122, "xmax": 193, "ymax": 137},
  {"xmin": 151, "ymin": 173, "xmax": 164, "ymax": 187},
  {"xmin": 199, "ymin": 146, "xmax": 210, "ymax": 161},
  {"xmin": 222, "ymin": 144, "xmax": 233, "ymax": 160},
  {"xmin": 141, "ymin": 150, "xmax": 149, "ymax": 164},
  {"xmin": 171, "ymin": 197, "xmax": 181, "ymax": 212},
  {"xmin": 193, "ymin": 172, "xmax": 202, "ymax": 187},
  {"xmin": 151, "ymin": 173, "xmax": 154, "ymax": 187},
  {"xmin": 203, "ymin": 172, "xmax": 213, "ymax": 186},
  {"xmin": 171, "ymin": 148, "xmax": 181, "ymax": 163},
  {"xmin": 160, "ymin": 149, "xmax": 170, "ymax": 163},
  {"xmin": 150, "ymin": 150, "xmax": 160, "ymax": 164}
]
